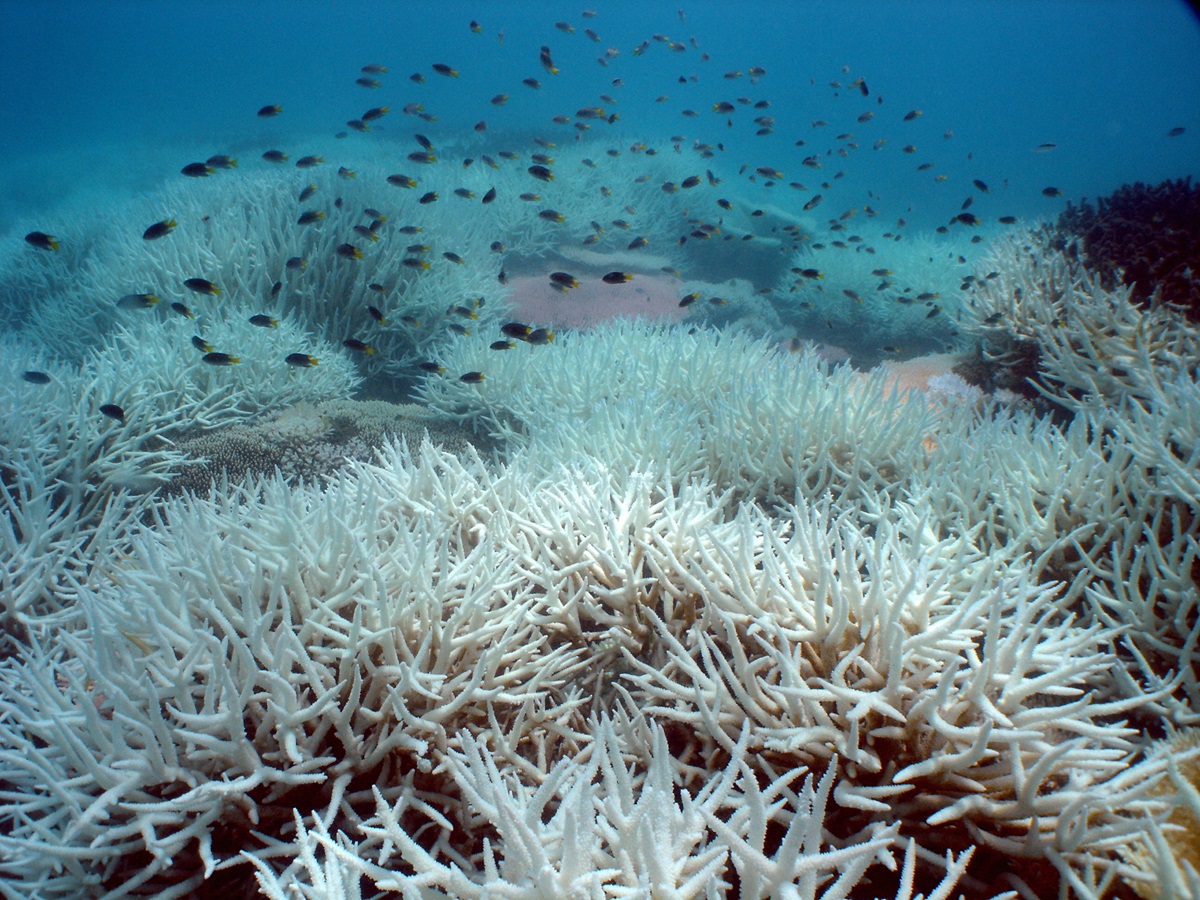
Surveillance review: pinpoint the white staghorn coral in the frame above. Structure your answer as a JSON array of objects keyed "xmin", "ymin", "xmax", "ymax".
[
  {"xmin": 957, "ymin": 230, "xmax": 1200, "ymax": 736},
  {"xmin": 0, "ymin": 436, "xmax": 1170, "ymax": 898},
  {"xmin": 0, "ymin": 310, "xmax": 358, "ymax": 639},
  {"xmin": 962, "ymin": 230, "xmax": 1200, "ymax": 416},
  {"xmin": 419, "ymin": 321, "xmax": 954, "ymax": 505}
]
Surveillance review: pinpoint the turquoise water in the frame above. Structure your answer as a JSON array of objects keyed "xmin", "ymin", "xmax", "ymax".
[{"xmin": 1, "ymin": 1, "xmax": 1197, "ymax": 229}]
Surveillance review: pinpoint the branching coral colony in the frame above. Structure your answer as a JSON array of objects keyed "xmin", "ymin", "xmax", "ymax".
[{"xmin": 0, "ymin": 149, "xmax": 1198, "ymax": 900}]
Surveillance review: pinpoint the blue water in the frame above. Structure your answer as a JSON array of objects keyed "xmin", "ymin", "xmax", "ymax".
[{"xmin": 1, "ymin": 0, "xmax": 1197, "ymax": 231}]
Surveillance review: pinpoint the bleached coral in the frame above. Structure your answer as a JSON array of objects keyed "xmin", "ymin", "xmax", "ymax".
[
  {"xmin": 0, "ymin": 438, "xmax": 1171, "ymax": 898},
  {"xmin": 962, "ymin": 230, "xmax": 1200, "ymax": 416},
  {"xmin": 419, "ymin": 321, "xmax": 953, "ymax": 505},
  {"xmin": 959, "ymin": 231, "xmax": 1200, "ymax": 731}
]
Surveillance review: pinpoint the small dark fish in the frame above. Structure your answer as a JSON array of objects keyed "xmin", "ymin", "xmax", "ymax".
[
  {"xmin": 443, "ymin": 251, "xmax": 465, "ymax": 264},
  {"xmin": 903, "ymin": 109, "xmax": 922, "ymax": 121},
  {"xmin": 262, "ymin": 149, "xmax": 288, "ymax": 163},
  {"xmin": 387, "ymin": 174, "xmax": 417, "ymax": 188},
  {"xmin": 602, "ymin": 271, "xmax": 632, "ymax": 284},
  {"xmin": 184, "ymin": 277, "xmax": 220, "ymax": 295},
  {"xmin": 491, "ymin": 340, "xmax": 514, "ymax": 350},
  {"xmin": 336, "ymin": 244, "xmax": 363, "ymax": 259},
  {"xmin": 356, "ymin": 76, "xmax": 382, "ymax": 88},
  {"xmin": 1033, "ymin": 142, "xmax": 1057, "ymax": 152},
  {"xmin": 24, "ymin": 231, "xmax": 59, "ymax": 251},
  {"xmin": 206, "ymin": 155, "xmax": 237, "ymax": 169},
  {"xmin": 368, "ymin": 305, "xmax": 387, "ymax": 324},
  {"xmin": 99, "ymin": 403, "xmax": 125, "ymax": 422},
  {"xmin": 203, "ymin": 352, "xmax": 240, "ymax": 365},
  {"xmin": 257, "ymin": 104, "xmax": 282, "ymax": 117},
  {"xmin": 285, "ymin": 353, "xmax": 319, "ymax": 367},
  {"xmin": 418, "ymin": 362, "xmax": 445, "ymax": 373},
  {"xmin": 343, "ymin": 338, "xmax": 375, "ymax": 355},
  {"xmin": 181, "ymin": 162, "xmax": 214, "ymax": 177},
  {"xmin": 295, "ymin": 155, "xmax": 322, "ymax": 169},
  {"xmin": 972, "ymin": 179, "xmax": 989, "ymax": 193},
  {"xmin": 1042, "ymin": 186, "xmax": 1063, "ymax": 197},
  {"xmin": 955, "ymin": 213, "xmax": 980, "ymax": 226},
  {"xmin": 419, "ymin": 191, "xmax": 439, "ymax": 204},
  {"xmin": 538, "ymin": 209, "xmax": 564, "ymax": 222},
  {"xmin": 192, "ymin": 335, "xmax": 213, "ymax": 352},
  {"xmin": 527, "ymin": 164, "xmax": 554, "ymax": 182},
  {"xmin": 550, "ymin": 271, "xmax": 579, "ymax": 288},
  {"xmin": 20, "ymin": 371, "xmax": 51, "ymax": 384},
  {"xmin": 459, "ymin": 371, "xmax": 486, "ymax": 383},
  {"xmin": 297, "ymin": 210, "xmax": 325, "ymax": 225},
  {"xmin": 1167, "ymin": 126, "xmax": 1186, "ymax": 137},
  {"xmin": 362, "ymin": 106, "xmax": 389, "ymax": 121},
  {"xmin": 141, "ymin": 219, "xmax": 177, "ymax": 240},
  {"xmin": 361, "ymin": 63, "xmax": 387, "ymax": 74},
  {"xmin": 627, "ymin": 236, "xmax": 648, "ymax": 249},
  {"xmin": 527, "ymin": 328, "xmax": 553, "ymax": 345},
  {"xmin": 432, "ymin": 63, "xmax": 459, "ymax": 77},
  {"xmin": 998, "ymin": 215, "xmax": 1018, "ymax": 224},
  {"xmin": 117, "ymin": 293, "xmax": 159, "ymax": 310},
  {"xmin": 501, "ymin": 322, "xmax": 533, "ymax": 340},
  {"xmin": 249, "ymin": 314, "xmax": 279, "ymax": 328},
  {"xmin": 170, "ymin": 302, "xmax": 193, "ymax": 318},
  {"xmin": 482, "ymin": 187, "xmax": 497, "ymax": 204}
]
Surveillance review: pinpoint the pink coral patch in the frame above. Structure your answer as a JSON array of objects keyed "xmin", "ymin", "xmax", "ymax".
[
  {"xmin": 506, "ymin": 274, "xmax": 690, "ymax": 330},
  {"xmin": 876, "ymin": 353, "xmax": 964, "ymax": 394}
]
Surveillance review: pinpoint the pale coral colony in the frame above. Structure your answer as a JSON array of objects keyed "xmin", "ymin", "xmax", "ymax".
[{"xmin": 1, "ymin": 6, "xmax": 1199, "ymax": 900}]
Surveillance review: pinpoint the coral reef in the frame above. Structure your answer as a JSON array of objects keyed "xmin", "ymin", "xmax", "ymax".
[
  {"xmin": 1, "ymin": 132, "xmax": 1198, "ymax": 900},
  {"xmin": 0, "ymin": 441, "xmax": 1172, "ymax": 898},
  {"xmin": 1057, "ymin": 177, "xmax": 1200, "ymax": 318},
  {"xmin": 170, "ymin": 399, "xmax": 488, "ymax": 491}
]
